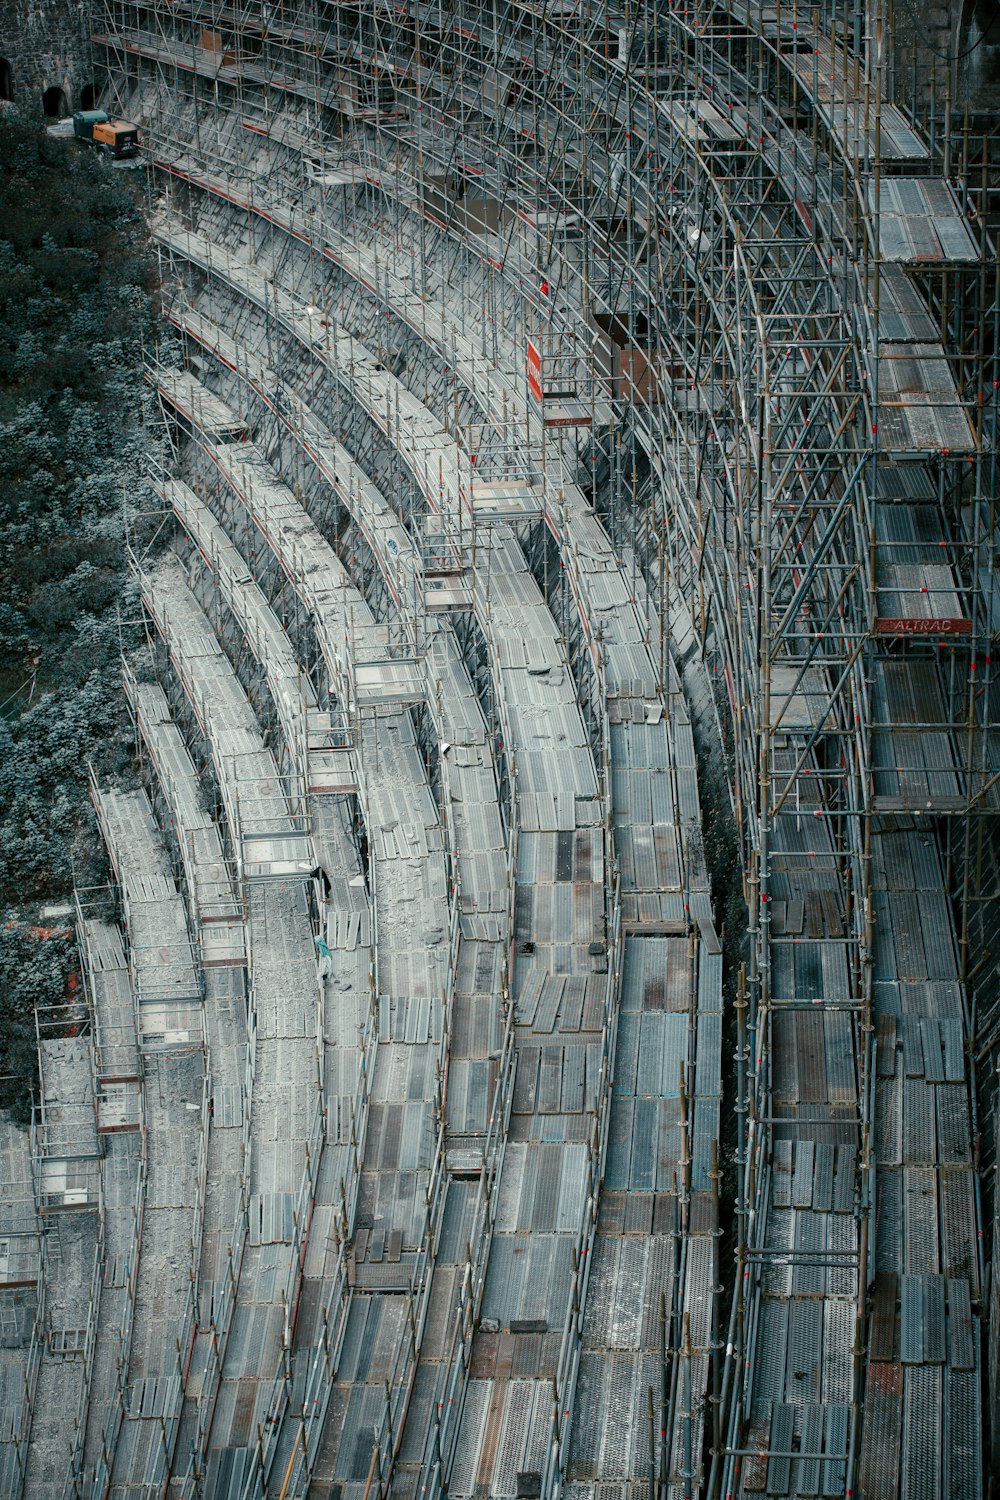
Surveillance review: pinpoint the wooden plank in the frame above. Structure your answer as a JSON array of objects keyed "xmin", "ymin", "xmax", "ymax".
[
  {"xmin": 856, "ymin": 1369, "xmax": 900, "ymax": 1500},
  {"xmin": 742, "ymin": 1413, "xmax": 770, "ymax": 1491},
  {"xmin": 871, "ymin": 1272, "xmax": 899, "ymax": 1363},
  {"xmin": 806, "ymin": 893, "xmax": 824, "ymax": 941},
  {"xmin": 876, "ymin": 1014, "xmax": 897, "ymax": 1077},
  {"xmin": 819, "ymin": 889, "xmax": 842, "ymax": 937},
  {"xmin": 785, "ymin": 900, "xmax": 805, "ymax": 935},
  {"xmin": 902, "ymin": 1017, "xmax": 924, "ymax": 1078}
]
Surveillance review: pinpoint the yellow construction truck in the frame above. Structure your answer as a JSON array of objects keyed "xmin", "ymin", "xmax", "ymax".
[{"xmin": 72, "ymin": 109, "xmax": 139, "ymax": 160}]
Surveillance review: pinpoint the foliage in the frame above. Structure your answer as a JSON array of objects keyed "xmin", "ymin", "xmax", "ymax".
[
  {"xmin": 0, "ymin": 114, "xmax": 159, "ymax": 1114},
  {"xmin": 0, "ymin": 921, "xmax": 77, "ymax": 1123}
]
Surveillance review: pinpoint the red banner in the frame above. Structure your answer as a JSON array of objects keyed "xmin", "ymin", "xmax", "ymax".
[
  {"xmin": 875, "ymin": 617, "xmax": 971, "ymax": 636},
  {"xmin": 527, "ymin": 339, "xmax": 543, "ymax": 403}
]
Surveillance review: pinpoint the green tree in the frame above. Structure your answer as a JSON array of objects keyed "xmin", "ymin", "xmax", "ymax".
[
  {"xmin": 0, "ymin": 114, "xmax": 161, "ymax": 1115},
  {"xmin": 0, "ymin": 921, "xmax": 77, "ymax": 1123}
]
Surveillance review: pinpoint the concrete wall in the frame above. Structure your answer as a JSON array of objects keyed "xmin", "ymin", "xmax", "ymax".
[{"xmin": 0, "ymin": 0, "xmax": 94, "ymax": 118}]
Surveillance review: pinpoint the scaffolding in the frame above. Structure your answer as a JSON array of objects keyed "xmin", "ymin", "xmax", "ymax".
[
  {"xmin": 76, "ymin": 0, "xmax": 1000, "ymax": 1497},
  {"xmin": 145, "ymin": 311, "xmax": 527, "ymax": 1498},
  {"xmin": 83, "ymin": 784, "xmax": 209, "ymax": 1497},
  {"xmin": 0, "ymin": 1116, "xmax": 42, "ymax": 1499}
]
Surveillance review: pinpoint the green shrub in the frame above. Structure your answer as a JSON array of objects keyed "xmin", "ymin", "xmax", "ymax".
[
  {"xmin": 0, "ymin": 115, "xmax": 161, "ymax": 1114},
  {"xmin": 0, "ymin": 921, "xmax": 77, "ymax": 1122}
]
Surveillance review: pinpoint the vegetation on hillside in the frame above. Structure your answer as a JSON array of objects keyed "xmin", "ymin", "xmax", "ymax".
[
  {"xmin": 0, "ymin": 114, "xmax": 158, "ymax": 1117},
  {"xmin": 0, "ymin": 921, "xmax": 78, "ymax": 1121}
]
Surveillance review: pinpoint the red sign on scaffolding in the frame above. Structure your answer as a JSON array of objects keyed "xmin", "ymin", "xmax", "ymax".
[
  {"xmin": 527, "ymin": 339, "xmax": 543, "ymax": 403},
  {"xmin": 875, "ymin": 617, "xmax": 971, "ymax": 636}
]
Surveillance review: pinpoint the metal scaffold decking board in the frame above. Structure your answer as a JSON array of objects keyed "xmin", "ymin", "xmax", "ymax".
[{"xmin": 86, "ymin": 786, "xmax": 208, "ymax": 1496}]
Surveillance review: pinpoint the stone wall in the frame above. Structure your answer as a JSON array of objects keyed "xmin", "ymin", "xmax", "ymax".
[
  {"xmin": 891, "ymin": 0, "xmax": 1000, "ymax": 113},
  {"xmin": 0, "ymin": 0, "xmax": 94, "ymax": 118}
]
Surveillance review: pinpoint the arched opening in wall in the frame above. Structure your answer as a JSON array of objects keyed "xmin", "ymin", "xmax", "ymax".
[
  {"xmin": 958, "ymin": 0, "xmax": 1000, "ymax": 104},
  {"xmin": 0, "ymin": 60, "xmax": 12, "ymax": 102},
  {"xmin": 42, "ymin": 86, "xmax": 67, "ymax": 118},
  {"xmin": 79, "ymin": 82, "xmax": 97, "ymax": 110}
]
